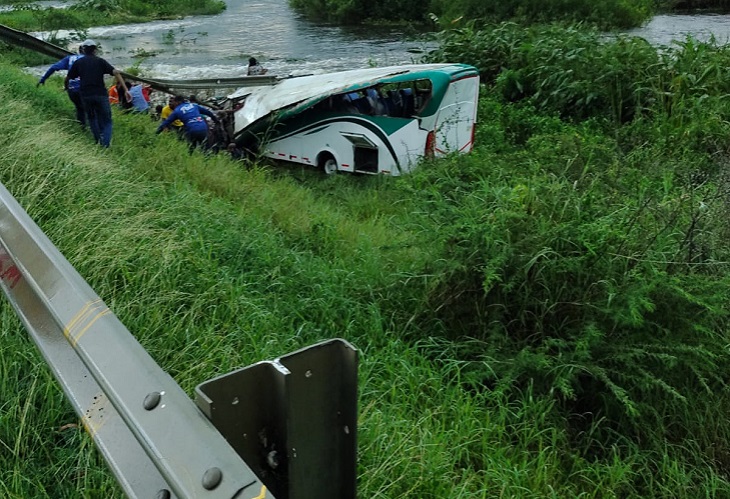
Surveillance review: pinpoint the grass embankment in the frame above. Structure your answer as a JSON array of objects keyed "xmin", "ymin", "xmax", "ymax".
[{"xmin": 2, "ymin": 20, "xmax": 730, "ymax": 496}]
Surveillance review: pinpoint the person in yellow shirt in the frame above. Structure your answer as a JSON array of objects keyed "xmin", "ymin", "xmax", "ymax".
[{"xmin": 160, "ymin": 96, "xmax": 184, "ymax": 134}]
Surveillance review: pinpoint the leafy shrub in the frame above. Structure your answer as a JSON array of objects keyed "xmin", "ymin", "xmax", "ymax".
[
  {"xmin": 397, "ymin": 106, "xmax": 730, "ymax": 435},
  {"xmin": 289, "ymin": 0, "xmax": 653, "ymax": 27},
  {"xmin": 441, "ymin": 0, "xmax": 652, "ymax": 29},
  {"xmin": 427, "ymin": 22, "xmax": 730, "ymax": 135}
]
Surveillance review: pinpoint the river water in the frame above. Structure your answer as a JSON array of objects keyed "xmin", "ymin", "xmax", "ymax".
[
  {"xmin": 30, "ymin": 0, "xmax": 434, "ymax": 79},
  {"xmin": 24, "ymin": 4, "xmax": 730, "ymax": 80},
  {"xmin": 626, "ymin": 13, "xmax": 730, "ymax": 46}
]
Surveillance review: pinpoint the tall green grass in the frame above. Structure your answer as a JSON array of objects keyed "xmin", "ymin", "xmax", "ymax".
[{"xmin": 1, "ymin": 24, "xmax": 730, "ymax": 497}]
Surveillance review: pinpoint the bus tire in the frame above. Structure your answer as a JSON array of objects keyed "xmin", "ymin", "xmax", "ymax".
[{"xmin": 322, "ymin": 156, "xmax": 338, "ymax": 175}]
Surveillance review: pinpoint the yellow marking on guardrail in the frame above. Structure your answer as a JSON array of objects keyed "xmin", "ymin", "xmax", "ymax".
[
  {"xmin": 80, "ymin": 408, "xmax": 110, "ymax": 438},
  {"xmin": 64, "ymin": 300, "xmax": 110, "ymax": 346},
  {"xmin": 252, "ymin": 485, "xmax": 267, "ymax": 499},
  {"xmin": 64, "ymin": 299, "xmax": 102, "ymax": 339},
  {"xmin": 70, "ymin": 308, "xmax": 111, "ymax": 347}
]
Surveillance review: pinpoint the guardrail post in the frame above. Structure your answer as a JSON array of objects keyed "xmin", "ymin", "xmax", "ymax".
[{"xmin": 196, "ymin": 339, "xmax": 358, "ymax": 499}]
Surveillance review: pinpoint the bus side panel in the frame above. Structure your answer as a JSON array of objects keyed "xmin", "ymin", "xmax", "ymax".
[
  {"xmin": 433, "ymin": 76, "xmax": 479, "ymax": 156},
  {"xmin": 265, "ymin": 118, "xmax": 427, "ymax": 176},
  {"xmin": 265, "ymin": 135, "xmax": 305, "ymax": 165},
  {"xmin": 387, "ymin": 120, "xmax": 430, "ymax": 175}
]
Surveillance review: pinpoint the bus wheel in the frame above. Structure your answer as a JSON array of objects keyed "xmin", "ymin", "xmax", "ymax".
[{"xmin": 322, "ymin": 157, "xmax": 338, "ymax": 175}]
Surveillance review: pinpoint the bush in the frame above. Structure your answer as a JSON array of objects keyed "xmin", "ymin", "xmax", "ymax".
[
  {"xmin": 289, "ymin": 0, "xmax": 653, "ymax": 27},
  {"xmin": 395, "ymin": 97, "xmax": 730, "ymax": 451},
  {"xmin": 426, "ymin": 22, "xmax": 730, "ymax": 133}
]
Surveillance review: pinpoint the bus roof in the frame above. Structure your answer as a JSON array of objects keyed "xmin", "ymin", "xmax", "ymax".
[{"xmin": 229, "ymin": 63, "xmax": 479, "ymax": 132}]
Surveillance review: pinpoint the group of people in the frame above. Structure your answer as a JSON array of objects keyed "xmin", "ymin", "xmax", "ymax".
[
  {"xmin": 38, "ymin": 39, "xmax": 266, "ymax": 157},
  {"xmin": 108, "ymin": 79, "xmax": 152, "ymax": 113}
]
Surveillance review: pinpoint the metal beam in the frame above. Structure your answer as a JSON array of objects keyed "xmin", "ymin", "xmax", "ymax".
[{"xmin": 0, "ymin": 181, "xmax": 275, "ymax": 499}]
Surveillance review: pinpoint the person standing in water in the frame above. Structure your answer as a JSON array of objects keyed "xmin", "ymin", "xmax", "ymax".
[{"xmin": 247, "ymin": 57, "xmax": 267, "ymax": 76}]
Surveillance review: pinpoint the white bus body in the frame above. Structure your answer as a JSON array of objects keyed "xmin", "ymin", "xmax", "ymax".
[{"xmin": 228, "ymin": 64, "xmax": 480, "ymax": 175}]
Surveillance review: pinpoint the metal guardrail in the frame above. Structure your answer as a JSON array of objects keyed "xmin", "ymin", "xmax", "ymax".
[
  {"xmin": 196, "ymin": 340, "xmax": 358, "ymax": 499},
  {"xmin": 0, "ymin": 186, "xmax": 271, "ymax": 497},
  {"xmin": 0, "ymin": 175, "xmax": 357, "ymax": 498},
  {"xmin": 0, "ymin": 24, "xmax": 279, "ymax": 97}
]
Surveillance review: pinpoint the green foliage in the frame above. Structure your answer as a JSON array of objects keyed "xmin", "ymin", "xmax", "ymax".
[
  {"xmin": 389, "ymin": 90, "xmax": 730, "ymax": 493},
  {"xmin": 426, "ymin": 22, "xmax": 730, "ymax": 139},
  {"xmin": 0, "ymin": 0, "xmax": 226, "ymax": 32},
  {"xmin": 440, "ymin": 0, "xmax": 653, "ymax": 29},
  {"xmin": 3, "ymin": 22, "xmax": 730, "ymax": 496},
  {"xmin": 420, "ymin": 24, "xmax": 730, "ymax": 451},
  {"xmin": 0, "ymin": 41, "xmax": 55, "ymax": 66},
  {"xmin": 289, "ymin": 0, "xmax": 654, "ymax": 27}
]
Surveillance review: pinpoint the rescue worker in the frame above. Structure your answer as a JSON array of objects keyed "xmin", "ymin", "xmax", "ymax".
[
  {"xmin": 37, "ymin": 46, "xmax": 86, "ymax": 128},
  {"xmin": 128, "ymin": 82, "xmax": 150, "ymax": 113},
  {"xmin": 156, "ymin": 95, "xmax": 220, "ymax": 153},
  {"xmin": 160, "ymin": 96, "xmax": 184, "ymax": 134},
  {"xmin": 66, "ymin": 39, "xmax": 131, "ymax": 148}
]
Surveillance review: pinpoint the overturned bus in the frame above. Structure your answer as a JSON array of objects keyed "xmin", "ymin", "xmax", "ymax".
[{"xmin": 225, "ymin": 63, "xmax": 480, "ymax": 175}]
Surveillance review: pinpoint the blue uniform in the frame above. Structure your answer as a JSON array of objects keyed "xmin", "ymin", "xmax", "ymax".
[
  {"xmin": 39, "ymin": 54, "xmax": 87, "ymax": 128},
  {"xmin": 157, "ymin": 102, "xmax": 216, "ymax": 133},
  {"xmin": 39, "ymin": 54, "xmax": 84, "ymax": 92},
  {"xmin": 157, "ymin": 102, "xmax": 218, "ymax": 153}
]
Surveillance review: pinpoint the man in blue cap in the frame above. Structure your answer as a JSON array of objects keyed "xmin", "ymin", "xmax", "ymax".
[{"xmin": 66, "ymin": 39, "xmax": 131, "ymax": 147}]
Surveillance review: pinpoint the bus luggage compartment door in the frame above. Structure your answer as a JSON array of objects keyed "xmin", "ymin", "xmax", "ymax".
[{"xmin": 342, "ymin": 132, "xmax": 379, "ymax": 174}]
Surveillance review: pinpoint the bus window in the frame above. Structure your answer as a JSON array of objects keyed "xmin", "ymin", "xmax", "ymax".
[
  {"xmin": 413, "ymin": 79, "xmax": 433, "ymax": 115},
  {"xmin": 401, "ymin": 88, "xmax": 415, "ymax": 117}
]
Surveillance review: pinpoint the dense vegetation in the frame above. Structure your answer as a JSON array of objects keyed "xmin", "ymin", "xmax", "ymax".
[
  {"xmin": 0, "ymin": 0, "xmax": 225, "ymax": 32},
  {"xmin": 289, "ymin": 0, "xmax": 654, "ymax": 28},
  {"xmin": 288, "ymin": 0, "xmax": 730, "ymax": 27},
  {"xmin": 2, "ymin": 12, "xmax": 730, "ymax": 499}
]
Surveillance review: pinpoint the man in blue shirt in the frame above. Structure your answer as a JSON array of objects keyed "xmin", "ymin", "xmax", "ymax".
[
  {"xmin": 37, "ymin": 46, "xmax": 86, "ymax": 128},
  {"xmin": 66, "ymin": 39, "xmax": 131, "ymax": 148},
  {"xmin": 127, "ymin": 82, "xmax": 150, "ymax": 113},
  {"xmin": 156, "ymin": 95, "xmax": 219, "ymax": 153}
]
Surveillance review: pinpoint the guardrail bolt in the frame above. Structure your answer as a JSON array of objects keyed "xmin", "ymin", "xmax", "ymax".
[
  {"xmin": 143, "ymin": 392, "xmax": 161, "ymax": 410},
  {"xmin": 156, "ymin": 490, "xmax": 171, "ymax": 499},
  {"xmin": 202, "ymin": 467, "xmax": 223, "ymax": 490}
]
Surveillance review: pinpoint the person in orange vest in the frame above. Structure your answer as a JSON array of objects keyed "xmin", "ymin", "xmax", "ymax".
[{"xmin": 108, "ymin": 84, "xmax": 119, "ymax": 105}]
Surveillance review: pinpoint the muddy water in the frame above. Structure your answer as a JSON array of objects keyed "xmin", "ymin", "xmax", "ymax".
[
  {"xmin": 31, "ymin": 0, "xmax": 435, "ymax": 79},
  {"xmin": 26, "ymin": 4, "xmax": 730, "ymax": 80}
]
